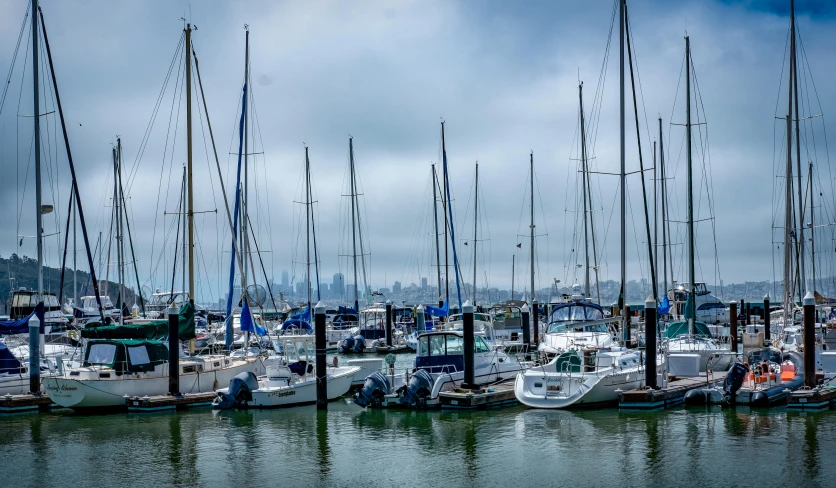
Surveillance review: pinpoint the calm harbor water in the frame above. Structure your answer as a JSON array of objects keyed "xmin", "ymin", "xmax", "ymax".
[{"xmin": 2, "ymin": 402, "xmax": 836, "ymax": 487}]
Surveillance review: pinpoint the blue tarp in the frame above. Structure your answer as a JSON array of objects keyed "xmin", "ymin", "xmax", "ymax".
[
  {"xmin": 0, "ymin": 342, "xmax": 22, "ymax": 374},
  {"xmin": 658, "ymin": 295, "xmax": 671, "ymax": 316},
  {"xmin": 278, "ymin": 319, "xmax": 313, "ymax": 333},
  {"xmin": 240, "ymin": 300, "xmax": 267, "ymax": 336},
  {"xmin": 291, "ymin": 306, "xmax": 311, "ymax": 321},
  {"xmin": 0, "ymin": 303, "xmax": 45, "ymax": 335}
]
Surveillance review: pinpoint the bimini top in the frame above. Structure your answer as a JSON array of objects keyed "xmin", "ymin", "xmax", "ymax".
[
  {"xmin": 81, "ymin": 302, "xmax": 196, "ymax": 341},
  {"xmin": 83, "ymin": 339, "xmax": 169, "ymax": 375},
  {"xmin": 663, "ymin": 320, "xmax": 713, "ymax": 339},
  {"xmin": 549, "ymin": 301, "xmax": 604, "ymax": 324}
]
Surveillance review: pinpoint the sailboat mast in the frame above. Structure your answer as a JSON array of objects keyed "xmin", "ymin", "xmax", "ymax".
[
  {"xmin": 685, "ymin": 36, "xmax": 696, "ymax": 326},
  {"xmin": 530, "ymin": 152, "xmax": 535, "ymax": 303},
  {"xmin": 472, "ymin": 162, "xmax": 478, "ymax": 304},
  {"xmin": 442, "ymin": 122, "xmax": 450, "ymax": 306},
  {"xmin": 349, "ymin": 137, "xmax": 359, "ymax": 311},
  {"xmin": 511, "ymin": 255, "xmax": 515, "ymax": 300},
  {"xmin": 185, "ymin": 23, "xmax": 195, "ymax": 305},
  {"xmin": 579, "ymin": 82, "xmax": 590, "ymax": 298},
  {"xmin": 790, "ymin": 0, "xmax": 806, "ymax": 294},
  {"xmin": 653, "ymin": 140, "xmax": 658, "ymax": 298},
  {"xmin": 306, "ymin": 146, "xmax": 312, "ymax": 312},
  {"xmin": 432, "ymin": 164, "xmax": 442, "ymax": 300},
  {"xmin": 619, "ymin": 0, "xmax": 626, "ymax": 317},
  {"xmin": 73, "ymin": 195, "xmax": 77, "ymax": 306},
  {"xmin": 659, "ymin": 117, "xmax": 669, "ymax": 295},
  {"xmin": 241, "ymin": 27, "xmax": 249, "ymax": 299},
  {"xmin": 809, "ymin": 162, "xmax": 816, "ymax": 293},
  {"xmin": 33, "ymin": 0, "xmax": 43, "ymax": 304}
]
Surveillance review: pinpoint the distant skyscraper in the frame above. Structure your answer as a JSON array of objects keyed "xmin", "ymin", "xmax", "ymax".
[
  {"xmin": 421, "ymin": 277, "xmax": 428, "ymax": 292},
  {"xmin": 281, "ymin": 270, "xmax": 289, "ymax": 287},
  {"xmin": 393, "ymin": 281, "xmax": 402, "ymax": 294},
  {"xmin": 333, "ymin": 273, "xmax": 345, "ymax": 299}
]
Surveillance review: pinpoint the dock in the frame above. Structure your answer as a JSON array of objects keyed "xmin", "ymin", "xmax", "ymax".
[
  {"xmin": 618, "ymin": 371, "xmax": 729, "ymax": 411},
  {"xmin": 0, "ymin": 393, "xmax": 58, "ymax": 414},
  {"xmin": 125, "ymin": 392, "xmax": 217, "ymax": 412},
  {"xmin": 437, "ymin": 380, "xmax": 518, "ymax": 410},
  {"xmin": 787, "ymin": 387, "xmax": 836, "ymax": 411}
]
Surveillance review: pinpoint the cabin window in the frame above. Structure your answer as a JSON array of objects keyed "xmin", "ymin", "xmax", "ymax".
[
  {"xmin": 87, "ymin": 343, "xmax": 117, "ymax": 365},
  {"xmin": 295, "ymin": 341, "xmax": 311, "ymax": 360},
  {"xmin": 474, "ymin": 337, "xmax": 490, "ymax": 353},
  {"xmin": 429, "ymin": 335, "xmax": 446, "ymax": 356},
  {"xmin": 127, "ymin": 345, "xmax": 151, "ymax": 365},
  {"xmin": 418, "ymin": 337, "xmax": 429, "ymax": 357},
  {"xmin": 445, "ymin": 335, "xmax": 464, "ymax": 355}
]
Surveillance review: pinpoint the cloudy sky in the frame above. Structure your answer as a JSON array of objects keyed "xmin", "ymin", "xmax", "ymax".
[{"xmin": 1, "ymin": 0, "xmax": 835, "ymax": 303}]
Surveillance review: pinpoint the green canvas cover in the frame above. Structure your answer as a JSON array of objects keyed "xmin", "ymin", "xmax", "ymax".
[
  {"xmin": 81, "ymin": 302, "xmax": 196, "ymax": 341},
  {"xmin": 663, "ymin": 320, "xmax": 713, "ymax": 339},
  {"xmin": 555, "ymin": 350, "xmax": 582, "ymax": 373},
  {"xmin": 83, "ymin": 339, "xmax": 169, "ymax": 375}
]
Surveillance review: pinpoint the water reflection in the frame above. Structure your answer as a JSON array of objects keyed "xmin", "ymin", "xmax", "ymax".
[{"xmin": 316, "ymin": 410, "xmax": 331, "ymax": 477}]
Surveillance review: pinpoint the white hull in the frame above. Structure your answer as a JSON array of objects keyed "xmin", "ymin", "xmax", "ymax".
[
  {"xmin": 515, "ymin": 367, "xmax": 644, "ymax": 409},
  {"xmin": 0, "ymin": 374, "xmax": 34, "ymax": 396},
  {"xmin": 244, "ymin": 367, "xmax": 359, "ymax": 408},
  {"xmin": 44, "ymin": 358, "xmax": 264, "ymax": 409}
]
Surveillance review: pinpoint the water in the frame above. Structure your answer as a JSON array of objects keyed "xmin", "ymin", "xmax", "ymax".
[{"xmin": 2, "ymin": 402, "xmax": 836, "ymax": 487}]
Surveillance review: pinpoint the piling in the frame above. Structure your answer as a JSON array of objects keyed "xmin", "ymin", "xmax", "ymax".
[
  {"xmin": 167, "ymin": 301, "xmax": 180, "ymax": 396},
  {"xmin": 623, "ymin": 305, "xmax": 632, "ymax": 346},
  {"xmin": 763, "ymin": 294, "xmax": 771, "ymax": 342},
  {"xmin": 729, "ymin": 301, "xmax": 738, "ymax": 353},
  {"xmin": 521, "ymin": 303, "xmax": 531, "ymax": 351},
  {"xmin": 740, "ymin": 299, "xmax": 745, "ymax": 324},
  {"xmin": 746, "ymin": 301, "xmax": 751, "ymax": 326},
  {"xmin": 462, "ymin": 300, "xmax": 475, "ymax": 388},
  {"xmin": 645, "ymin": 296, "xmax": 657, "ymax": 389},
  {"xmin": 532, "ymin": 298, "xmax": 539, "ymax": 346},
  {"xmin": 28, "ymin": 313, "xmax": 40, "ymax": 394},
  {"xmin": 803, "ymin": 292, "xmax": 816, "ymax": 388},
  {"xmin": 416, "ymin": 304, "xmax": 426, "ymax": 337},
  {"xmin": 385, "ymin": 300, "xmax": 393, "ymax": 347},
  {"xmin": 315, "ymin": 301, "xmax": 327, "ymax": 410}
]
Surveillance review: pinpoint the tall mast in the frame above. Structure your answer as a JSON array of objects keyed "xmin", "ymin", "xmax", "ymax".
[
  {"xmin": 511, "ymin": 255, "xmax": 515, "ymax": 300},
  {"xmin": 685, "ymin": 36, "xmax": 696, "ymax": 327},
  {"xmin": 186, "ymin": 23, "xmax": 194, "ymax": 304},
  {"xmin": 529, "ymin": 152, "xmax": 535, "ymax": 303},
  {"xmin": 349, "ymin": 137, "xmax": 359, "ymax": 312},
  {"xmin": 112, "ymin": 144, "xmax": 125, "ymax": 324},
  {"xmin": 442, "ymin": 121, "xmax": 450, "ymax": 306},
  {"xmin": 472, "ymin": 162, "xmax": 478, "ymax": 304},
  {"xmin": 619, "ymin": 0, "xmax": 626, "ymax": 316},
  {"xmin": 579, "ymin": 82, "xmax": 591, "ymax": 298},
  {"xmin": 791, "ymin": 0, "xmax": 806, "ymax": 294},
  {"xmin": 33, "ymin": 0, "xmax": 43, "ymax": 304},
  {"xmin": 653, "ymin": 140, "xmax": 658, "ymax": 298},
  {"xmin": 432, "ymin": 164, "xmax": 442, "ymax": 299},
  {"xmin": 659, "ymin": 117, "xmax": 669, "ymax": 296},
  {"xmin": 809, "ymin": 162, "xmax": 816, "ymax": 293},
  {"xmin": 306, "ymin": 146, "xmax": 312, "ymax": 312},
  {"xmin": 73, "ymin": 194, "xmax": 77, "ymax": 306},
  {"xmin": 240, "ymin": 27, "xmax": 249, "ymax": 300}
]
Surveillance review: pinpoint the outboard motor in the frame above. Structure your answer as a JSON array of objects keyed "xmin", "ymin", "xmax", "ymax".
[
  {"xmin": 354, "ymin": 372, "xmax": 391, "ymax": 408},
  {"xmin": 340, "ymin": 336, "xmax": 355, "ymax": 353},
  {"xmin": 399, "ymin": 369, "xmax": 434, "ymax": 407},
  {"xmin": 215, "ymin": 371, "xmax": 259, "ymax": 410},
  {"xmin": 722, "ymin": 362, "xmax": 749, "ymax": 405},
  {"xmin": 352, "ymin": 335, "xmax": 366, "ymax": 353}
]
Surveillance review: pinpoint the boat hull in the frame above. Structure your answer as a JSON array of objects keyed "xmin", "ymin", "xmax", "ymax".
[
  {"xmin": 246, "ymin": 367, "xmax": 358, "ymax": 408},
  {"xmin": 514, "ymin": 367, "xmax": 644, "ymax": 409}
]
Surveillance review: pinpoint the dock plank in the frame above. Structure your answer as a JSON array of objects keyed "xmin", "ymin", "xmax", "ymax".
[
  {"xmin": 126, "ymin": 392, "xmax": 217, "ymax": 412},
  {"xmin": 438, "ymin": 381, "xmax": 518, "ymax": 410},
  {"xmin": 787, "ymin": 387, "xmax": 836, "ymax": 411},
  {"xmin": 0, "ymin": 393, "xmax": 57, "ymax": 414},
  {"xmin": 619, "ymin": 371, "xmax": 728, "ymax": 411}
]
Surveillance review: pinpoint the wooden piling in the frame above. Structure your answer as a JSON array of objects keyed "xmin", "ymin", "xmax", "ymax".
[
  {"xmin": 521, "ymin": 303, "xmax": 531, "ymax": 351},
  {"xmin": 385, "ymin": 300, "xmax": 393, "ymax": 347},
  {"xmin": 763, "ymin": 294, "xmax": 771, "ymax": 342},
  {"xmin": 645, "ymin": 296, "xmax": 657, "ymax": 389},
  {"xmin": 315, "ymin": 301, "xmax": 327, "ymax": 410},
  {"xmin": 803, "ymin": 292, "xmax": 816, "ymax": 388},
  {"xmin": 463, "ymin": 301, "xmax": 475, "ymax": 388},
  {"xmin": 167, "ymin": 302, "xmax": 180, "ymax": 396},
  {"xmin": 729, "ymin": 301, "xmax": 738, "ymax": 353}
]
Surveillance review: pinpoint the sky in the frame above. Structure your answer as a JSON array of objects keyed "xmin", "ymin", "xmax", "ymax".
[{"xmin": 1, "ymin": 0, "xmax": 836, "ymax": 304}]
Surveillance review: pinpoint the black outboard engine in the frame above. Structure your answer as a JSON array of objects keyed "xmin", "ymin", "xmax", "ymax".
[
  {"xmin": 399, "ymin": 369, "xmax": 434, "ymax": 407},
  {"xmin": 352, "ymin": 336, "xmax": 366, "ymax": 353},
  {"xmin": 354, "ymin": 372, "xmax": 391, "ymax": 408},
  {"xmin": 215, "ymin": 371, "xmax": 259, "ymax": 410},
  {"xmin": 340, "ymin": 336, "xmax": 355, "ymax": 353},
  {"xmin": 722, "ymin": 362, "xmax": 749, "ymax": 404}
]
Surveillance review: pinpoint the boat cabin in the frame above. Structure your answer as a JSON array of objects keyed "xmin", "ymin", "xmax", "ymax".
[
  {"xmin": 10, "ymin": 289, "xmax": 62, "ymax": 320},
  {"xmin": 545, "ymin": 302, "xmax": 606, "ymax": 334},
  {"xmin": 415, "ymin": 331, "xmax": 491, "ymax": 374},
  {"xmin": 81, "ymin": 339, "xmax": 169, "ymax": 376}
]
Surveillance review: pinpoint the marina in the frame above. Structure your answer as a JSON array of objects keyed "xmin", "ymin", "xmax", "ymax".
[{"xmin": 3, "ymin": 0, "xmax": 836, "ymax": 485}]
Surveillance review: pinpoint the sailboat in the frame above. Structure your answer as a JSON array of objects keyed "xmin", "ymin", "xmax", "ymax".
[
  {"xmin": 46, "ymin": 23, "xmax": 264, "ymax": 409},
  {"xmin": 515, "ymin": 0, "xmax": 657, "ymax": 408}
]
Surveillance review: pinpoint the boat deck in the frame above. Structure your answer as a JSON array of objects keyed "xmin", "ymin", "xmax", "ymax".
[
  {"xmin": 619, "ymin": 371, "xmax": 729, "ymax": 411},
  {"xmin": 788, "ymin": 387, "xmax": 836, "ymax": 411},
  {"xmin": 125, "ymin": 392, "xmax": 217, "ymax": 412},
  {"xmin": 0, "ymin": 393, "xmax": 59, "ymax": 414}
]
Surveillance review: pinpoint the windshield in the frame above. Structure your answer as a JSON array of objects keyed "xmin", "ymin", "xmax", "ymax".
[
  {"xmin": 82, "ymin": 296, "xmax": 114, "ymax": 309},
  {"xmin": 549, "ymin": 304, "xmax": 603, "ymax": 323},
  {"xmin": 87, "ymin": 343, "xmax": 117, "ymax": 365},
  {"xmin": 547, "ymin": 322, "xmax": 609, "ymax": 334}
]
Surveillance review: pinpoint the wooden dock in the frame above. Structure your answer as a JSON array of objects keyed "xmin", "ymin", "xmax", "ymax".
[
  {"xmin": 125, "ymin": 392, "xmax": 217, "ymax": 412},
  {"xmin": 437, "ymin": 380, "xmax": 518, "ymax": 410},
  {"xmin": 619, "ymin": 371, "xmax": 729, "ymax": 411},
  {"xmin": 787, "ymin": 387, "xmax": 836, "ymax": 411},
  {"xmin": 0, "ymin": 393, "xmax": 58, "ymax": 414}
]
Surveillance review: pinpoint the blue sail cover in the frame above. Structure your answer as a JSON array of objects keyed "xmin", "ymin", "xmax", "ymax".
[
  {"xmin": 240, "ymin": 300, "xmax": 267, "ymax": 336},
  {"xmin": 658, "ymin": 295, "xmax": 671, "ymax": 316},
  {"xmin": 0, "ymin": 342, "xmax": 22, "ymax": 374},
  {"xmin": 425, "ymin": 302, "xmax": 448, "ymax": 318},
  {"xmin": 278, "ymin": 319, "xmax": 313, "ymax": 333},
  {"xmin": 291, "ymin": 306, "xmax": 311, "ymax": 321},
  {"xmin": 0, "ymin": 302, "xmax": 45, "ymax": 335}
]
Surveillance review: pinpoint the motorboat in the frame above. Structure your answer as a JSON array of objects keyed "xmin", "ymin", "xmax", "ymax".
[
  {"xmin": 665, "ymin": 282, "xmax": 728, "ymax": 324},
  {"xmin": 214, "ymin": 334, "xmax": 358, "ymax": 409},
  {"xmin": 337, "ymin": 304, "xmax": 407, "ymax": 353},
  {"xmin": 514, "ymin": 346, "xmax": 651, "ymax": 409}
]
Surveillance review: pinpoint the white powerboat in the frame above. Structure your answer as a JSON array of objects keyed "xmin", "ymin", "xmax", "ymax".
[{"xmin": 538, "ymin": 301, "xmax": 618, "ymax": 358}]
